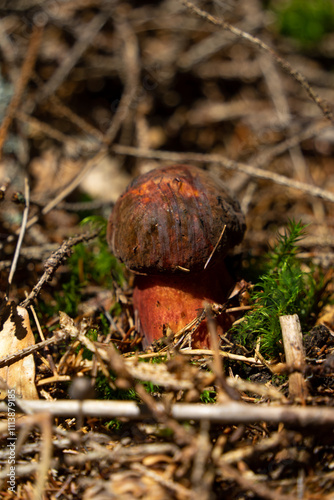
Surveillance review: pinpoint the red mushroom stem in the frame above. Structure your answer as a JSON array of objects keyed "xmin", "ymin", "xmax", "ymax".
[{"xmin": 133, "ymin": 261, "xmax": 235, "ymax": 348}]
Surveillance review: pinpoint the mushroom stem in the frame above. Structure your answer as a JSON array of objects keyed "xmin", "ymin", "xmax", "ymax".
[{"xmin": 133, "ymin": 262, "xmax": 235, "ymax": 348}]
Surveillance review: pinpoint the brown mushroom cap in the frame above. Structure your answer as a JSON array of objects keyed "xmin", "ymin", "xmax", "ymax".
[{"xmin": 107, "ymin": 165, "xmax": 246, "ymax": 274}]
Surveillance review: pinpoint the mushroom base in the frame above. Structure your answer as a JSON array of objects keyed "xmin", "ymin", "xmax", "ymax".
[{"xmin": 133, "ymin": 263, "xmax": 236, "ymax": 349}]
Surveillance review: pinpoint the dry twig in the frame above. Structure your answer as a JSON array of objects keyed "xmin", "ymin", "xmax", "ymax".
[
  {"xmin": 3, "ymin": 399, "xmax": 334, "ymax": 427},
  {"xmin": 112, "ymin": 145, "xmax": 334, "ymax": 203},
  {"xmin": 280, "ymin": 314, "xmax": 309, "ymax": 401},
  {"xmin": 0, "ymin": 331, "xmax": 68, "ymax": 370},
  {"xmin": 19, "ymin": 230, "xmax": 100, "ymax": 308}
]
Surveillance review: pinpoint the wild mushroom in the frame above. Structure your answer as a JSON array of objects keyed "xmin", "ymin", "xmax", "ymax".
[{"xmin": 107, "ymin": 165, "xmax": 246, "ymax": 348}]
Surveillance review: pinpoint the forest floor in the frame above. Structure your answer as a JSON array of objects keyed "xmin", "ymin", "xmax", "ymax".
[{"xmin": 0, "ymin": 1, "xmax": 334, "ymax": 498}]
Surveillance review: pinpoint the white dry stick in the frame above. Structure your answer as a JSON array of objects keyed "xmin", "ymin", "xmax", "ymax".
[
  {"xmin": 279, "ymin": 314, "xmax": 309, "ymax": 401},
  {"xmin": 3, "ymin": 400, "xmax": 334, "ymax": 427},
  {"xmin": 7, "ymin": 176, "xmax": 30, "ymax": 293}
]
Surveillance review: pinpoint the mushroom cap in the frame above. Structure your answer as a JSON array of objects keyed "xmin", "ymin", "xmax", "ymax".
[{"xmin": 107, "ymin": 165, "xmax": 246, "ymax": 274}]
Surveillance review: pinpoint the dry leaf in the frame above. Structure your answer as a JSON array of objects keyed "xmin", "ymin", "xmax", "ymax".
[
  {"xmin": 0, "ymin": 303, "xmax": 38, "ymax": 400},
  {"xmin": 316, "ymin": 304, "xmax": 334, "ymax": 331}
]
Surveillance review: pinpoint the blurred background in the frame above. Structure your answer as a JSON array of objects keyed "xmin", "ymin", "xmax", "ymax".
[{"xmin": 0, "ymin": 0, "xmax": 333, "ymax": 304}]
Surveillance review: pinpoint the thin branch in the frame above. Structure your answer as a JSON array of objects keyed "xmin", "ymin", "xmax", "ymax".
[
  {"xmin": 112, "ymin": 145, "xmax": 334, "ymax": 203},
  {"xmin": 19, "ymin": 230, "xmax": 100, "ymax": 309},
  {"xmin": 0, "ymin": 331, "xmax": 68, "ymax": 370}
]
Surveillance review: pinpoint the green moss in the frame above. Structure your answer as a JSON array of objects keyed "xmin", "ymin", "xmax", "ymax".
[
  {"xmin": 40, "ymin": 217, "xmax": 125, "ymax": 318},
  {"xmin": 54, "ymin": 274, "xmax": 83, "ymax": 317},
  {"xmin": 271, "ymin": 0, "xmax": 334, "ymax": 46},
  {"xmin": 233, "ymin": 220, "xmax": 325, "ymax": 358},
  {"xmin": 69, "ymin": 217, "xmax": 126, "ymax": 290},
  {"xmin": 200, "ymin": 390, "xmax": 216, "ymax": 404},
  {"xmin": 95, "ymin": 373, "xmax": 137, "ymax": 401}
]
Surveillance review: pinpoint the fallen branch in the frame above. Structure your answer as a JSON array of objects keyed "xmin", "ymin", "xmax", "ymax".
[
  {"xmin": 3, "ymin": 400, "xmax": 334, "ymax": 427},
  {"xmin": 19, "ymin": 230, "xmax": 100, "ymax": 309}
]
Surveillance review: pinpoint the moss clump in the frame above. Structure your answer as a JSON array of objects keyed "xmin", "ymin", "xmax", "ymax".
[
  {"xmin": 234, "ymin": 220, "xmax": 324, "ymax": 357},
  {"xmin": 272, "ymin": 0, "xmax": 334, "ymax": 46}
]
